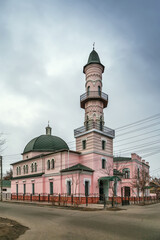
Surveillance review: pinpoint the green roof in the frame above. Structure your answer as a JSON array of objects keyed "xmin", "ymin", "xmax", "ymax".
[
  {"xmin": 2, "ymin": 180, "xmax": 11, "ymax": 187},
  {"xmin": 23, "ymin": 135, "xmax": 69, "ymax": 154},
  {"xmin": 98, "ymin": 176, "xmax": 121, "ymax": 181},
  {"xmin": 61, "ymin": 163, "xmax": 94, "ymax": 173},
  {"xmin": 113, "ymin": 157, "xmax": 131, "ymax": 162},
  {"xmin": 12, "ymin": 172, "xmax": 44, "ymax": 180},
  {"xmin": 83, "ymin": 49, "xmax": 104, "ymax": 73}
]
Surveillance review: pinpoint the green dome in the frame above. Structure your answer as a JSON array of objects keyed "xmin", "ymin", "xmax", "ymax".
[
  {"xmin": 83, "ymin": 49, "xmax": 104, "ymax": 73},
  {"xmin": 23, "ymin": 135, "xmax": 69, "ymax": 154}
]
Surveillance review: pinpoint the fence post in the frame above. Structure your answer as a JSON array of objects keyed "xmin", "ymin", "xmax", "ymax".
[
  {"xmin": 39, "ymin": 194, "xmax": 40, "ymax": 202},
  {"xmin": 71, "ymin": 194, "xmax": 73, "ymax": 205},
  {"xmin": 48, "ymin": 194, "xmax": 50, "ymax": 203},
  {"xmin": 86, "ymin": 195, "xmax": 88, "ymax": 206},
  {"xmin": 17, "ymin": 194, "xmax": 18, "ymax": 200},
  {"xmin": 112, "ymin": 197, "xmax": 114, "ymax": 207},
  {"xmin": 23, "ymin": 194, "xmax": 24, "ymax": 201},
  {"xmin": 121, "ymin": 196, "xmax": 123, "ymax": 206},
  {"xmin": 58, "ymin": 194, "xmax": 60, "ymax": 205},
  {"xmin": 30, "ymin": 194, "xmax": 32, "ymax": 202},
  {"xmin": 103, "ymin": 194, "xmax": 106, "ymax": 209}
]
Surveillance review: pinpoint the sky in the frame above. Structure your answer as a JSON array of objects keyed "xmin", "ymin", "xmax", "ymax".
[{"xmin": 0, "ymin": 0, "xmax": 160, "ymax": 177}]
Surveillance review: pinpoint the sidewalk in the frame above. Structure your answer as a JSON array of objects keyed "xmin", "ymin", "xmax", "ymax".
[{"xmin": 2, "ymin": 199, "xmax": 105, "ymax": 210}]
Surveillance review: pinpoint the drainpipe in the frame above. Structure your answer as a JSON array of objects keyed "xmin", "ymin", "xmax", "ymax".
[{"xmin": 68, "ymin": 150, "xmax": 69, "ymax": 169}]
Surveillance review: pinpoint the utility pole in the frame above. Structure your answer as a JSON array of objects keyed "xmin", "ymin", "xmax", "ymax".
[{"xmin": 0, "ymin": 156, "xmax": 2, "ymax": 201}]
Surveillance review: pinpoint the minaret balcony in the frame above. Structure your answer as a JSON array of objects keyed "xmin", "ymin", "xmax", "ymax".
[
  {"xmin": 80, "ymin": 91, "xmax": 108, "ymax": 109},
  {"xmin": 74, "ymin": 123, "xmax": 115, "ymax": 139}
]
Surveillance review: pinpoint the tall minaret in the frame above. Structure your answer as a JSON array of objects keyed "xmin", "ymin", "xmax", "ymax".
[
  {"xmin": 74, "ymin": 48, "xmax": 114, "ymax": 154},
  {"xmin": 81, "ymin": 47, "xmax": 108, "ymax": 131}
]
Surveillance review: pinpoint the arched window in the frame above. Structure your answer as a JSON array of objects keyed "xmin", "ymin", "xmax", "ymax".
[
  {"xmin": 87, "ymin": 86, "xmax": 90, "ymax": 96},
  {"xmin": 23, "ymin": 165, "xmax": 25, "ymax": 174},
  {"xmin": 102, "ymin": 140, "xmax": 106, "ymax": 150},
  {"xmin": 31, "ymin": 163, "xmax": 34, "ymax": 173},
  {"xmin": 16, "ymin": 167, "xmax": 19, "ymax": 175},
  {"xmin": 26, "ymin": 165, "xmax": 28, "ymax": 174},
  {"xmin": 98, "ymin": 86, "xmax": 101, "ymax": 96},
  {"xmin": 102, "ymin": 159, "xmax": 106, "ymax": 169},
  {"xmin": 123, "ymin": 168, "xmax": 130, "ymax": 179},
  {"xmin": 19, "ymin": 166, "xmax": 21, "ymax": 175},
  {"xmin": 47, "ymin": 160, "xmax": 50, "ymax": 170},
  {"xmin": 35, "ymin": 163, "xmax": 37, "ymax": 172},
  {"xmin": 51, "ymin": 159, "xmax": 55, "ymax": 169}
]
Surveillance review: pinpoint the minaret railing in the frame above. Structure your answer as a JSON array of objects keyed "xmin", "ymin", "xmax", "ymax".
[
  {"xmin": 74, "ymin": 123, "xmax": 115, "ymax": 138},
  {"xmin": 80, "ymin": 91, "xmax": 108, "ymax": 102}
]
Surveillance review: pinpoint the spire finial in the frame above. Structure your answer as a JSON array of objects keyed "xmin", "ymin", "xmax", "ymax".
[
  {"xmin": 93, "ymin": 42, "xmax": 95, "ymax": 50},
  {"xmin": 46, "ymin": 121, "xmax": 52, "ymax": 135}
]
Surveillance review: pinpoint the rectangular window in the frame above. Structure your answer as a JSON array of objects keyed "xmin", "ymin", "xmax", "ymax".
[
  {"xmin": 85, "ymin": 181, "xmax": 89, "ymax": 196},
  {"xmin": 102, "ymin": 140, "xmax": 106, "ymax": 150},
  {"xmin": 16, "ymin": 184, "xmax": 18, "ymax": 195},
  {"xmin": 82, "ymin": 140, "xmax": 86, "ymax": 150},
  {"xmin": 102, "ymin": 159, "xmax": 106, "ymax": 169},
  {"xmin": 50, "ymin": 182, "xmax": 53, "ymax": 195},
  {"xmin": 32, "ymin": 183, "xmax": 35, "ymax": 195},
  {"xmin": 67, "ymin": 181, "xmax": 71, "ymax": 196},
  {"xmin": 23, "ymin": 184, "xmax": 26, "ymax": 195}
]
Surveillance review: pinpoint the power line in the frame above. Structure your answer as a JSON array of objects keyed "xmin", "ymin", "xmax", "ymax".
[
  {"xmin": 115, "ymin": 113, "xmax": 160, "ymax": 131},
  {"xmin": 114, "ymin": 128, "xmax": 160, "ymax": 143},
  {"xmin": 116, "ymin": 121, "xmax": 160, "ymax": 137},
  {"xmin": 114, "ymin": 133, "xmax": 160, "ymax": 148}
]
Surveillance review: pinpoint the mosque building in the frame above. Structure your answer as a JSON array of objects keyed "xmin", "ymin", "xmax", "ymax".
[{"xmin": 11, "ymin": 48, "xmax": 150, "ymax": 202}]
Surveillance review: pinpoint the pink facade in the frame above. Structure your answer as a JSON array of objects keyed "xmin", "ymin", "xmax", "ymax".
[
  {"xmin": 114, "ymin": 153, "xmax": 150, "ymax": 197},
  {"xmin": 11, "ymin": 49, "xmax": 150, "ymax": 201}
]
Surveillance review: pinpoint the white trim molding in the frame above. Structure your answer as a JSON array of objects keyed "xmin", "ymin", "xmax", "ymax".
[
  {"xmin": 65, "ymin": 178, "xmax": 72, "ymax": 185},
  {"xmin": 83, "ymin": 178, "xmax": 91, "ymax": 186}
]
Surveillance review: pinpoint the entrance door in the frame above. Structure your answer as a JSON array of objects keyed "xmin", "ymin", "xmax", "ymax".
[
  {"xmin": 99, "ymin": 180, "xmax": 104, "ymax": 200},
  {"xmin": 122, "ymin": 187, "xmax": 130, "ymax": 205},
  {"xmin": 125, "ymin": 187, "xmax": 130, "ymax": 197}
]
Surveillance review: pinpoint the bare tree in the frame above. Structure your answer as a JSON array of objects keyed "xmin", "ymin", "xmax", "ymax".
[
  {"xmin": 150, "ymin": 177, "xmax": 160, "ymax": 199},
  {"xmin": 132, "ymin": 166, "xmax": 149, "ymax": 203},
  {"xmin": 4, "ymin": 168, "xmax": 13, "ymax": 180}
]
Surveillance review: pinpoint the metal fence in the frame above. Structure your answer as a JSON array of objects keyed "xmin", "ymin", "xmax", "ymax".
[{"xmin": 8, "ymin": 193, "xmax": 160, "ymax": 207}]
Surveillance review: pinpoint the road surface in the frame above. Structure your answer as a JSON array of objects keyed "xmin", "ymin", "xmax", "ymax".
[{"xmin": 0, "ymin": 202, "xmax": 160, "ymax": 240}]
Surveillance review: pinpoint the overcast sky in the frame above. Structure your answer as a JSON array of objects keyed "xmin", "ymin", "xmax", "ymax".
[{"xmin": 0, "ymin": 0, "xmax": 160, "ymax": 177}]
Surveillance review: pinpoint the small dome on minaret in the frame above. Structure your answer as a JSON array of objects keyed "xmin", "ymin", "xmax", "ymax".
[
  {"xmin": 87, "ymin": 49, "xmax": 101, "ymax": 64},
  {"xmin": 46, "ymin": 122, "xmax": 52, "ymax": 135},
  {"xmin": 83, "ymin": 47, "xmax": 105, "ymax": 73}
]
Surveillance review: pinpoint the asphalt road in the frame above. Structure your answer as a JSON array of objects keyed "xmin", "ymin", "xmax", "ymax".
[{"xmin": 0, "ymin": 202, "xmax": 160, "ymax": 240}]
